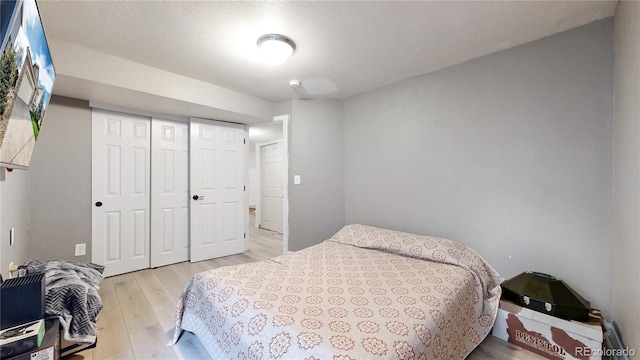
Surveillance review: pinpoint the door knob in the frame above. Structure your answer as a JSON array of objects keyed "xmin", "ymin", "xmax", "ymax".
[
  {"xmin": 192, "ymin": 195, "xmax": 199, "ymax": 200},
  {"xmin": 95, "ymin": 201, "xmax": 103, "ymax": 207}
]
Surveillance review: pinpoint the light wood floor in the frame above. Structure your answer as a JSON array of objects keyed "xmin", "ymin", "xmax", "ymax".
[{"xmin": 67, "ymin": 214, "xmax": 543, "ymax": 360}]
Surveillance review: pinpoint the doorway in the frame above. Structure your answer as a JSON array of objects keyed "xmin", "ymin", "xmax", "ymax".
[
  {"xmin": 248, "ymin": 116, "xmax": 288, "ymax": 254},
  {"xmin": 258, "ymin": 140, "xmax": 283, "ymax": 233}
]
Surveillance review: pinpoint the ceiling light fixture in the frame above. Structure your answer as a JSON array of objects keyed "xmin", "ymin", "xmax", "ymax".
[
  {"xmin": 289, "ymin": 80, "xmax": 301, "ymax": 87},
  {"xmin": 257, "ymin": 34, "xmax": 296, "ymax": 65}
]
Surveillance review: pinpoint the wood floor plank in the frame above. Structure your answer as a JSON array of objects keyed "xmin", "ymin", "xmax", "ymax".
[
  {"xmin": 133, "ymin": 269, "xmax": 177, "ymax": 311},
  {"xmin": 129, "ymin": 325, "xmax": 177, "ymax": 360},
  {"xmin": 155, "ymin": 306, "xmax": 178, "ymax": 333},
  {"xmin": 201, "ymin": 257, "xmax": 228, "ymax": 270},
  {"xmin": 112, "ymin": 275, "xmax": 159, "ymax": 334},
  {"xmin": 99, "ymin": 348, "xmax": 135, "ymax": 360},
  {"xmin": 91, "ymin": 319, "xmax": 131, "ymax": 359},
  {"xmin": 209, "ymin": 254, "xmax": 242, "ymax": 267},
  {"xmin": 64, "ymin": 348, "xmax": 93, "ymax": 360},
  {"xmin": 100, "ymin": 277, "xmax": 114, "ymax": 293},
  {"xmin": 183, "ymin": 259, "xmax": 213, "ymax": 275},
  {"xmin": 153, "ymin": 265, "xmax": 191, "ymax": 300},
  {"xmin": 92, "ymin": 279, "xmax": 132, "ymax": 359},
  {"xmin": 170, "ymin": 261, "xmax": 201, "ymax": 280}
]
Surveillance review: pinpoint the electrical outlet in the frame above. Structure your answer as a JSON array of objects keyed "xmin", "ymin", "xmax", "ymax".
[
  {"xmin": 75, "ymin": 243, "xmax": 86, "ymax": 257},
  {"xmin": 8, "ymin": 262, "xmax": 18, "ymax": 272}
]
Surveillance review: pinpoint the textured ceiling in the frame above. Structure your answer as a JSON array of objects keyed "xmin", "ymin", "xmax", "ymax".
[{"xmin": 38, "ymin": 1, "xmax": 617, "ymax": 102}]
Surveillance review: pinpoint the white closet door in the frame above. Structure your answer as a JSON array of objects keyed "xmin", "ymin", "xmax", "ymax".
[
  {"xmin": 260, "ymin": 141, "xmax": 283, "ymax": 233},
  {"xmin": 190, "ymin": 118, "xmax": 245, "ymax": 262},
  {"xmin": 92, "ymin": 109, "xmax": 150, "ymax": 277},
  {"xmin": 150, "ymin": 118, "xmax": 189, "ymax": 268}
]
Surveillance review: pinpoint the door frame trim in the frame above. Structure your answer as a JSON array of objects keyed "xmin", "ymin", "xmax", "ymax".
[{"xmin": 275, "ymin": 114, "xmax": 290, "ymax": 254}]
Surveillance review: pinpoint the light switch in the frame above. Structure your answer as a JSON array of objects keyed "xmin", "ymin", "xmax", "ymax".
[{"xmin": 294, "ymin": 175, "xmax": 301, "ymax": 185}]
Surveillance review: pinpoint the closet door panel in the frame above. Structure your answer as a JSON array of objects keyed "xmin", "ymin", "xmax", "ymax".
[
  {"xmin": 190, "ymin": 118, "xmax": 245, "ymax": 262},
  {"xmin": 150, "ymin": 118, "xmax": 189, "ymax": 268},
  {"xmin": 92, "ymin": 109, "xmax": 150, "ymax": 277}
]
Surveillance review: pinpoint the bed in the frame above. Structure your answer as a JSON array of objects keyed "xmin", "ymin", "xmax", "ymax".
[{"xmin": 171, "ymin": 224, "xmax": 503, "ymax": 359}]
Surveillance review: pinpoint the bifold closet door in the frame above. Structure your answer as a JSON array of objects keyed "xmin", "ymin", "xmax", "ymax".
[
  {"xmin": 92, "ymin": 109, "xmax": 150, "ymax": 277},
  {"xmin": 190, "ymin": 118, "xmax": 245, "ymax": 262},
  {"xmin": 150, "ymin": 118, "xmax": 189, "ymax": 268}
]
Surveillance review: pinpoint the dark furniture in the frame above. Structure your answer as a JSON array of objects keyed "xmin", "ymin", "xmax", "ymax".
[{"xmin": 5, "ymin": 319, "xmax": 59, "ymax": 360}]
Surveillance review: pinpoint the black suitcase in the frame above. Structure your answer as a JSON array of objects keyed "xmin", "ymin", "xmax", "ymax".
[{"xmin": 500, "ymin": 271, "xmax": 590, "ymax": 321}]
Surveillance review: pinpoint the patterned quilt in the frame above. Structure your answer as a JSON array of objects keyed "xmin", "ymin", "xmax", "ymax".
[{"xmin": 171, "ymin": 224, "xmax": 503, "ymax": 359}]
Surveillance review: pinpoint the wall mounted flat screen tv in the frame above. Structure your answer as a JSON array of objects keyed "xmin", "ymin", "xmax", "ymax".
[{"xmin": 0, "ymin": 0, "xmax": 55, "ymax": 169}]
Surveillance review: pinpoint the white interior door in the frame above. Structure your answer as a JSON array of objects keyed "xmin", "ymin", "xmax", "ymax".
[
  {"xmin": 260, "ymin": 141, "xmax": 283, "ymax": 233},
  {"xmin": 92, "ymin": 109, "xmax": 150, "ymax": 277},
  {"xmin": 190, "ymin": 118, "xmax": 245, "ymax": 262},
  {"xmin": 150, "ymin": 118, "xmax": 189, "ymax": 268}
]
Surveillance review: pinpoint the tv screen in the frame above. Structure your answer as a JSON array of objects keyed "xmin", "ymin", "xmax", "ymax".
[{"xmin": 0, "ymin": 0, "xmax": 55, "ymax": 169}]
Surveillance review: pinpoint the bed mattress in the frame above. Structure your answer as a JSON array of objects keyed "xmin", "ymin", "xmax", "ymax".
[{"xmin": 171, "ymin": 224, "xmax": 502, "ymax": 359}]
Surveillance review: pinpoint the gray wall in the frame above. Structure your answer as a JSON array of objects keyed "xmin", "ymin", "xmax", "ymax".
[
  {"xmin": 0, "ymin": 96, "xmax": 91, "ymax": 278},
  {"xmin": 28, "ymin": 96, "xmax": 92, "ymax": 262},
  {"xmin": 613, "ymin": 2, "xmax": 640, "ymax": 351},
  {"xmin": 289, "ymin": 99, "xmax": 345, "ymax": 250},
  {"xmin": 273, "ymin": 100, "xmax": 292, "ymax": 118},
  {"xmin": 345, "ymin": 19, "xmax": 613, "ymax": 312},
  {"xmin": 20, "ymin": 96, "xmax": 345, "ymax": 261},
  {"xmin": 0, "ymin": 169, "xmax": 31, "ymax": 279}
]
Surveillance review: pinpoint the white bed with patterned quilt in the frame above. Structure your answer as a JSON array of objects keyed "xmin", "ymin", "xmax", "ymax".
[{"xmin": 171, "ymin": 224, "xmax": 503, "ymax": 359}]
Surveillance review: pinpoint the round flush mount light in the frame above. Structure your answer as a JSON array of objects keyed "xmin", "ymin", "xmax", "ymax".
[
  {"xmin": 257, "ymin": 34, "xmax": 296, "ymax": 65},
  {"xmin": 289, "ymin": 80, "xmax": 301, "ymax": 87}
]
